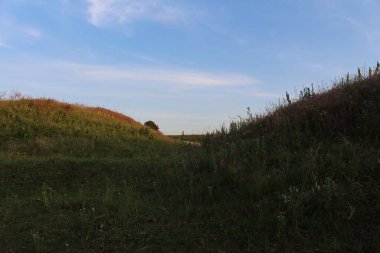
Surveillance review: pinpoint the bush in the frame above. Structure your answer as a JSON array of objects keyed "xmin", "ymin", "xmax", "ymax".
[{"xmin": 144, "ymin": 120, "xmax": 159, "ymax": 131}]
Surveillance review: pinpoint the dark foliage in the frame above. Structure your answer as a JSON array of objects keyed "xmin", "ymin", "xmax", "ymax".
[{"xmin": 144, "ymin": 120, "xmax": 159, "ymax": 131}]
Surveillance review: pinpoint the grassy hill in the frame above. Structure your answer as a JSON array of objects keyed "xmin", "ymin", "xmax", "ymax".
[
  {"xmin": 0, "ymin": 98, "xmax": 171, "ymax": 158},
  {"xmin": 199, "ymin": 68, "xmax": 380, "ymax": 252},
  {"xmin": 0, "ymin": 66, "xmax": 379, "ymax": 252}
]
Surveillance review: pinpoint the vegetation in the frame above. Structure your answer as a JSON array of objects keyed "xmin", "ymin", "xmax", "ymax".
[
  {"xmin": 198, "ymin": 66, "xmax": 380, "ymax": 252},
  {"xmin": 169, "ymin": 133, "xmax": 206, "ymax": 144},
  {"xmin": 0, "ymin": 99, "xmax": 171, "ymax": 158},
  {"xmin": 0, "ymin": 64, "xmax": 379, "ymax": 252},
  {"xmin": 144, "ymin": 120, "xmax": 159, "ymax": 132}
]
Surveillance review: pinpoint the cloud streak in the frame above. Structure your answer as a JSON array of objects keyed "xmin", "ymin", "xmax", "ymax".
[
  {"xmin": 0, "ymin": 16, "xmax": 42, "ymax": 47},
  {"xmin": 85, "ymin": 0, "xmax": 185, "ymax": 27},
  {"xmin": 80, "ymin": 65, "xmax": 257, "ymax": 87},
  {"xmin": 24, "ymin": 27, "xmax": 42, "ymax": 38},
  {"xmin": 0, "ymin": 38, "xmax": 9, "ymax": 48},
  {"xmin": 0, "ymin": 60, "xmax": 258, "ymax": 88}
]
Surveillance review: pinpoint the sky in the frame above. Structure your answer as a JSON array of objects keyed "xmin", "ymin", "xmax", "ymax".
[{"xmin": 0, "ymin": 0, "xmax": 379, "ymax": 134}]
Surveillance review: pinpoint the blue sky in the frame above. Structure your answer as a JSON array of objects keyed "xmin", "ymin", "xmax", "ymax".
[{"xmin": 1, "ymin": 0, "xmax": 379, "ymax": 134}]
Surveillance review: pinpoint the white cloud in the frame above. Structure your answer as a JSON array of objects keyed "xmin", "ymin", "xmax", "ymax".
[{"xmin": 85, "ymin": 0, "xmax": 185, "ymax": 27}]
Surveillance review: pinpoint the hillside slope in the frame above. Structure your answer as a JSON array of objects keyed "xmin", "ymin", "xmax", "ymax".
[
  {"xmin": 240, "ymin": 74, "xmax": 379, "ymax": 142},
  {"xmin": 0, "ymin": 98, "xmax": 170, "ymax": 157},
  {"xmin": 200, "ymin": 69, "xmax": 380, "ymax": 252}
]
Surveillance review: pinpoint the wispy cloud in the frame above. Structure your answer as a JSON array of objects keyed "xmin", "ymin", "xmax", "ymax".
[
  {"xmin": 324, "ymin": 0, "xmax": 380, "ymax": 52},
  {"xmin": 80, "ymin": 64, "xmax": 257, "ymax": 87},
  {"xmin": 0, "ymin": 38, "xmax": 9, "ymax": 48},
  {"xmin": 85, "ymin": 0, "xmax": 185, "ymax": 27},
  {"xmin": 339, "ymin": 14, "xmax": 380, "ymax": 54},
  {"xmin": 24, "ymin": 27, "xmax": 42, "ymax": 38},
  {"xmin": 0, "ymin": 59, "xmax": 258, "ymax": 88},
  {"xmin": 250, "ymin": 92, "xmax": 281, "ymax": 98},
  {"xmin": 199, "ymin": 20, "xmax": 250, "ymax": 47},
  {"xmin": 0, "ymin": 16, "xmax": 42, "ymax": 46}
]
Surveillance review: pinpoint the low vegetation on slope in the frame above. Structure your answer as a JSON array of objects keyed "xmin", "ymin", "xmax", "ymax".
[
  {"xmin": 200, "ymin": 66, "xmax": 380, "ymax": 252},
  {"xmin": 0, "ymin": 65, "xmax": 379, "ymax": 252},
  {"xmin": 0, "ymin": 98, "xmax": 170, "ymax": 157}
]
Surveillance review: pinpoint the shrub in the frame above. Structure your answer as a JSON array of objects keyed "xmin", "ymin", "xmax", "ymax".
[{"xmin": 144, "ymin": 120, "xmax": 159, "ymax": 131}]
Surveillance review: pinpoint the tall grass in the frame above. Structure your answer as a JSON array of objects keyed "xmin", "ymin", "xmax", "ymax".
[{"xmin": 196, "ymin": 64, "xmax": 380, "ymax": 251}]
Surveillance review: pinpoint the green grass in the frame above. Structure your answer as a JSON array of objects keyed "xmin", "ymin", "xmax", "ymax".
[{"xmin": 0, "ymin": 66, "xmax": 379, "ymax": 252}]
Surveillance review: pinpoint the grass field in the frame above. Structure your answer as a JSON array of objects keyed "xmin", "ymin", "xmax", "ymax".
[{"xmin": 0, "ymin": 66, "xmax": 379, "ymax": 252}]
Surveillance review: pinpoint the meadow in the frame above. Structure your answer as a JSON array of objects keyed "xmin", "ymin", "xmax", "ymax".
[{"xmin": 0, "ymin": 65, "xmax": 379, "ymax": 252}]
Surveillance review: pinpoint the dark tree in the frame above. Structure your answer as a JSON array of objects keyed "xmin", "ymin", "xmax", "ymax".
[{"xmin": 144, "ymin": 121, "xmax": 159, "ymax": 131}]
